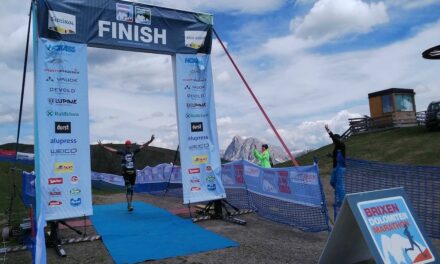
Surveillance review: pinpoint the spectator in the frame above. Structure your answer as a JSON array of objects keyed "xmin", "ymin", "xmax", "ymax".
[{"xmin": 253, "ymin": 144, "xmax": 272, "ymax": 168}]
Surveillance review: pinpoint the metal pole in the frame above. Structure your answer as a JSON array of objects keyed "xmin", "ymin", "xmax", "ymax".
[{"xmin": 212, "ymin": 28, "xmax": 299, "ymax": 166}]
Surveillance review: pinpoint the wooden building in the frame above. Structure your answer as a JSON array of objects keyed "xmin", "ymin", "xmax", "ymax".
[{"xmin": 368, "ymin": 88, "xmax": 417, "ymax": 127}]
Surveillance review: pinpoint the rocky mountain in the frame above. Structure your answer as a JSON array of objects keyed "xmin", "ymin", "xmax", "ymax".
[{"xmin": 223, "ymin": 136, "xmax": 290, "ymax": 165}]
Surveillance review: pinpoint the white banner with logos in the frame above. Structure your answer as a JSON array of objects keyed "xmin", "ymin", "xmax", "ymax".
[
  {"xmin": 174, "ymin": 54, "xmax": 226, "ymax": 204},
  {"xmin": 34, "ymin": 38, "xmax": 92, "ymax": 220}
]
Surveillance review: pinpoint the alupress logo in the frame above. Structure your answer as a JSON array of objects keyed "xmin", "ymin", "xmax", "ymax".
[
  {"xmin": 50, "ymin": 138, "xmax": 78, "ymax": 145},
  {"xmin": 188, "ymin": 135, "xmax": 208, "ymax": 141},
  {"xmin": 47, "ymin": 110, "xmax": 79, "ymax": 117},
  {"xmin": 51, "ymin": 148, "xmax": 77, "ymax": 156},
  {"xmin": 187, "ymin": 102, "xmax": 206, "ymax": 109},
  {"xmin": 192, "ymin": 155, "xmax": 208, "ymax": 165},
  {"xmin": 48, "ymin": 11, "xmax": 76, "ymax": 34},
  {"xmin": 191, "ymin": 122, "xmax": 203, "ymax": 132},
  {"xmin": 48, "ymin": 98, "xmax": 77, "ymax": 106},
  {"xmin": 54, "ymin": 162, "xmax": 74, "ymax": 173},
  {"xmin": 48, "ymin": 178, "xmax": 64, "ymax": 185},
  {"xmin": 55, "ymin": 122, "xmax": 71, "ymax": 133},
  {"xmin": 186, "ymin": 113, "xmax": 208, "ymax": 119}
]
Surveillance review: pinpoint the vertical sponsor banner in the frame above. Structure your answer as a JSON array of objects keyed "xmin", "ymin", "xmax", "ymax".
[
  {"xmin": 35, "ymin": 38, "xmax": 92, "ymax": 220},
  {"xmin": 175, "ymin": 54, "xmax": 226, "ymax": 204}
]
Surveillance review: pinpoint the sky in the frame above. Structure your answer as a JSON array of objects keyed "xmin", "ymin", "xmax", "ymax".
[{"xmin": 1, "ymin": 0, "xmax": 440, "ymax": 155}]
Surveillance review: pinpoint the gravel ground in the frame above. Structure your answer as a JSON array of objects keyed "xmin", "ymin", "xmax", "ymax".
[{"xmin": 3, "ymin": 191, "xmax": 440, "ymax": 264}]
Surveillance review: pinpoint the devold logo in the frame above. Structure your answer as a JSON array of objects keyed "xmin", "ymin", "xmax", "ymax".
[
  {"xmin": 54, "ymin": 162, "xmax": 74, "ymax": 173},
  {"xmin": 188, "ymin": 168, "xmax": 200, "ymax": 174},
  {"xmin": 191, "ymin": 122, "xmax": 203, "ymax": 132},
  {"xmin": 70, "ymin": 198, "xmax": 81, "ymax": 207},
  {"xmin": 51, "ymin": 148, "xmax": 78, "ymax": 155},
  {"xmin": 48, "ymin": 10, "xmax": 76, "ymax": 34},
  {"xmin": 49, "ymin": 200, "xmax": 62, "ymax": 206},
  {"xmin": 49, "ymin": 87, "xmax": 76, "ymax": 94},
  {"xmin": 48, "ymin": 178, "xmax": 63, "ymax": 185},
  {"xmin": 55, "ymin": 122, "xmax": 71, "ymax": 133},
  {"xmin": 187, "ymin": 93, "xmax": 205, "ymax": 100},
  {"xmin": 192, "ymin": 155, "xmax": 208, "ymax": 165}
]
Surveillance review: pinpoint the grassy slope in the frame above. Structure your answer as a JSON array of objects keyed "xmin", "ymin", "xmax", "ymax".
[{"xmin": 278, "ymin": 126, "xmax": 440, "ymax": 177}]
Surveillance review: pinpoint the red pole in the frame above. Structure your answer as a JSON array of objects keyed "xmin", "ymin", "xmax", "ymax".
[{"xmin": 212, "ymin": 28, "xmax": 299, "ymax": 166}]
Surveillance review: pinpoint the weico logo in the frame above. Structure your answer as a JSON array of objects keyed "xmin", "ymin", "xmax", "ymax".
[
  {"xmin": 51, "ymin": 148, "xmax": 77, "ymax": 155},
  {"xmin": 54, "ymin": 162, "xmax": 74, "ymax": 173},
  {"xmin": 48, "ymin": 178, "xmax": 63, "ymax": 185},
  {"xmin": 191, "ymin": 122, "xmax": 203, "ymax": 132},
  {"xmin": 55, "ymin": 122, "xmax": 71, "ymax": 133},
  {"xmin": 70, "ymin": 198, "xmax": 81, "ymax": 207},
  {"xmin": 48, "ymin": 10, "xmax": 76, "ymax": 34},
  {"xmin": 49, "ymin": 200, "xmax": 62, "ymax": 207},
  {"xmin": 187, "ymin": 102, "xmax": 206, "ymax": 109},
  {"xmin": 188, "ymin": 168, "xmax": 200, "ymax": 174},
  {"xmin": 70, "ymin": 188, "xmax": 81, "ymax": 195},
  {"xmin": 189, "ymin": 143, "xmax": 209, "ymax": 151},
  {"xmin": 192, "ymin": 155, "xmax": 208, "ymax": 165}
]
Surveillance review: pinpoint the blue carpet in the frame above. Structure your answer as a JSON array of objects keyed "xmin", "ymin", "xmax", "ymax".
[{"xmin": 91, "ymin": 202, "xmax": 238, "ymax": 263}]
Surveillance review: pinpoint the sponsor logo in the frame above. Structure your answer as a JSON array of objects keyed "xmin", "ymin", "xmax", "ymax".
[
  {"xmin": 48, "ymin": 200, "xmax": 62, "ymax": 206},
  {"xmin": 187, "ymin": 93, "xmax": 206, "ymax": 100},
  {"xmin": 46, "ymin": 44, "xmax": 76, "ymax": 53},
  {"xmin": 47, "ymin": 58, "xmax": 68, "ymax": 65},
  {"xmin": 207, "ymin": 183, "xmax": 216, "ymax": 191},
  {"xmin": 184, "ymin": 31, "xmax": 207, "ymax": 50},
  {"xmin": 49, "ymin": 87, "xmax": 76, "ymax": 94},
  {"xmin": 54, "ymin": 162, "xmax": 74, "ymax": 173},
  {"xmin": 50, "ymin": 138, "xmax": 78, "ymax": 145},
  {"xmin": 135, "ymin": 6, "xmax": 151, "ymax": 25},
  {"xmin": 182, "ymin": 78, "xmax": 206, "ymax": 82},
  {"xmin": 188, "ymin": 168, "xmax": 200, "ymax": 174},
  {"xmin": 186, "ymin": 113, "xmax": 208, "ymax": 119},
  {"xmin": 71, "ymin": 175, "xmax": 79, "ymax": 184},
  {"xmin": 48, "ymin": 98, "xmax": 77, "ymax": 106},
  {"xmin": 70, "ymin": 188, "xmax": 81, "ymax": 195},
  {"xmin": 49, "ymin": 187, "xmax": 62, "ymax": 196},
  {"xmin": 191, "ymin": 122, "xmax": 203, "ymax": 132},
  {"xmin": 187, "ymin": 102, "xmax": 206, "ymax": 109},
  {"xmin": 116, "ymin": 3, "xmax": 133, "ymax": 22},
  {"xmin": 190, "ymin": 186, "xmax": 201, "ymax": 192},
  {"xmin": 206, "ymin": 166, "xmax": 212, "ymax": 172},
  {"xmin": 190, "ymin": 177, "xmax": 200, "ymax": 183},
  {"xmin": 44, "ymin": 68, "xmax": 80, "ymax": 75},
  {"xmin": 188, "ymin": 135, "xmax": 208, "ymax": 141},
  {"xmin": 184, "ymin": 85, "xmax": 191, "ymax": 90},
  {"xmin": 48, "ymin": 10, "xmax": 76, "ymax": 34},
  {"xmin": 70, "ymin": 198, "xmax": 81, "ymax": 207},
  {"xmin": 51, "ymin": 148, "xmax": 77, "ymax": 155},
  {"xmin": 192, "ymin": 155, "xmax": 208, "ymax": 165},
  {"xmin": 48, "ymin": 178, "xmax": 63, "ymax": 185},
  {"xmin": 191, "ymin": 85, "xmax": 206, "ymax": 90},
  {"xmin": 47, "ymin": 110, "xmax": 79, "ymax": 117},
  {"xmin": 46, "ymin": 76, "xmax": 54, "ymax": 82},
  {"xmin": 189, "ymin": 143, "xmax": 210, "ymax": 151},
  {"xmin": 55, "ymin": 122, "xmax": 71, "ymax": 133},
  {"xmin": 184, "ymin": 58, "xmax": 201, "ymax": 64},
  {"xmin": 206, "ymin": 175, "xmax": 215, "ymax": 182}
]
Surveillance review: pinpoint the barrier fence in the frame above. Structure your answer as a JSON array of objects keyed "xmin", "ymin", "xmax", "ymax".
[
  {"xmin": 334, "ymin": 158, "xmax": 440, "ymax": 239},
  {"xmin": 91, "ymin": 160, "xmax": 330, "ymax": 232}
]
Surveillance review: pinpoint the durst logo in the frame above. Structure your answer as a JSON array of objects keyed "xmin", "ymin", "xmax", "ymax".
[
  {"xmin": 191, "ymin": 122, "xmax": 203, "ymax": 132},
  {"xmin": 55, "ymin": 122, "xmax": 71, "ymax": 133}
]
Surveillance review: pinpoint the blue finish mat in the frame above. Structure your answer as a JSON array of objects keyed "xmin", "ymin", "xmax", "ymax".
[{"xmin": 91, "ymin": 202, "xmax": 238, "ymax": 263}]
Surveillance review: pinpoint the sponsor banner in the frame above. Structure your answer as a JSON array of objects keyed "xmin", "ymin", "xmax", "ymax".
[
  {"xmin": 36, "ymin": 0, "xmax": 213, "ymax": 54},
  {"xmin": 175, "ymin": 54, "xmax": 226, "ymax": 204},
  {"xmin": 35, "ymin": 38, "xmax": 92, "ymax": 220}
]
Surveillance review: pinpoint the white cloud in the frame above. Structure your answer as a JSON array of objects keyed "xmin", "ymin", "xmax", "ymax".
[
  {"xmin": 385, "ymin": 0, "xmax": 438, "ymax": 10},
  {"xmin": 291, "ymin": 0, "xmax": 389, "ymax": 42}
]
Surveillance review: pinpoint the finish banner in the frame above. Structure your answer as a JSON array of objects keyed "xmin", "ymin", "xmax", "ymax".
[
  {"xmin": 36, "ymin": 0, "xmax": 213, "ymax": 54},
  {"xmin": 175, "ymin": 54, "xmax": 226, "ymax": 204},
  {"xmin": 35, "ymin": 38, "xmax": 92, "ymax": 220}
]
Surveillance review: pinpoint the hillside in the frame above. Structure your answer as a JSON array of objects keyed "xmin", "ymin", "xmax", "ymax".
[{"xmin": 278, "ymin": 126, "xmax": 440, "ymax": 176}]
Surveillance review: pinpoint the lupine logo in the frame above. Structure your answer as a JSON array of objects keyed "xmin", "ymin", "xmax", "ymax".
[
  {"xmin": 48, "ymin": 178, "xmax": 63, "ymax": 185},
  {"xmin": 48, "ymin": 11, "xmax": 76, "ymax": 34},
  {"xmin": 191, "ymin": 122, "xmax": 203, "ymax": 132},
  {"xmin": 54, "ymin": 162, "xmax": 74, "ymax": 173},
  {"xmin": 187, "ymin": 102, "xmax": 206, "ymax": 108},
  {"xmin": 55, "ymin": 122, "xmax": 71, "ymax": 133},
  {"xmin": 192, "ymin": 155, "xmax": 208, "ymax": 165},
  {"xmin": 70, "ymin": 198, "xmax": 81, "ymax": 207},
  {"xmin": 48, "ymin": 98, "xmax": 77, "ymax": 105}
]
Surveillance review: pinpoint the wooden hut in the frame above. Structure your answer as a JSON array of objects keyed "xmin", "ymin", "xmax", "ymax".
[{"xmin": 368, "ymin": 88, "xmax": 417, "ymax": 127}]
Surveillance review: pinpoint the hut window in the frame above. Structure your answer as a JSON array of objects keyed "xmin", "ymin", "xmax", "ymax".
[
  {"xmin": 395, "ymin": 94, "xmax": 414, "ymax": 112},
  {"xmin": 382, "ymin": 95, "xmax": 393, "ymax": 113}
]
